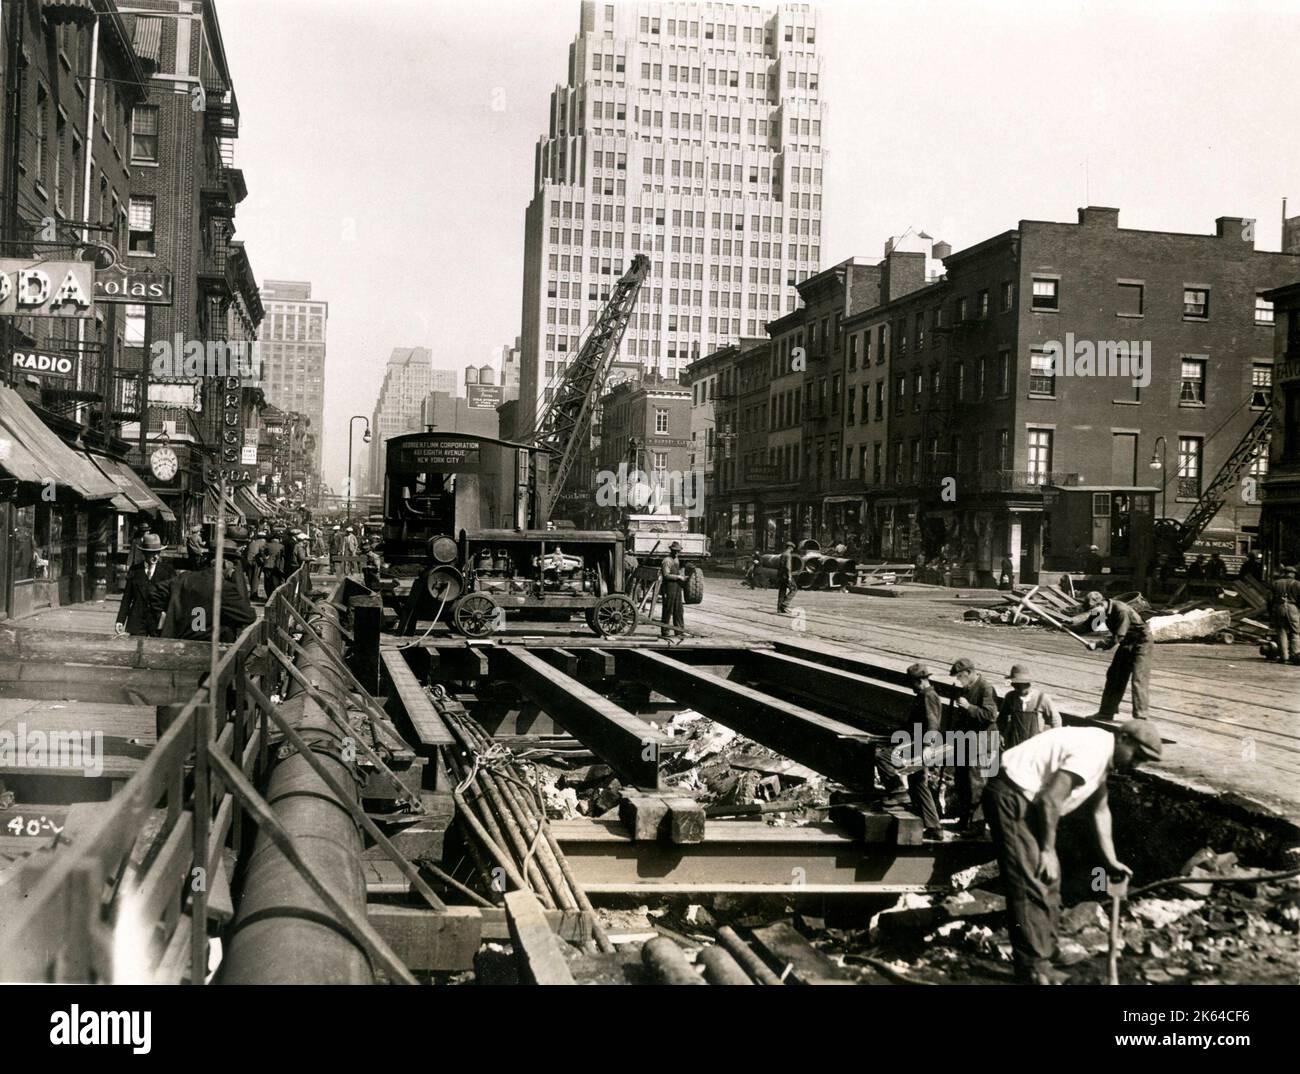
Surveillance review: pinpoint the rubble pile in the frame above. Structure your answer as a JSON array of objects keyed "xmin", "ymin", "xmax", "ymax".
[
  {"xmin": 825, "ymin": 847, "xmax": 1300, "ymax": 984},
  {"xmin": 531, "ymin": 710, "xmax": 834, "ymax": 822}
]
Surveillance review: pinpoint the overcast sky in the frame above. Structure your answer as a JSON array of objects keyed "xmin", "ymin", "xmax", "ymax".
[{"xmin": 219, "ymin": 0, "xmax": 1300, "ymax": 490}]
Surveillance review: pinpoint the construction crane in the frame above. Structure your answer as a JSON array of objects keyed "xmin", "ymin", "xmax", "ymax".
[
  {"xmin": 530, "ymin": 253, "xmax": 650, "ymax": 522},
  {"xmin": 1155, "ymin": 399, "xmax": 1273, "ymax": 558}
]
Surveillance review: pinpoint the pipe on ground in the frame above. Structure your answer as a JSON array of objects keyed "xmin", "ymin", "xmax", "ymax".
[{"xmin": 221, "ymin": 595, "xmax": 373, "ymax": 984}]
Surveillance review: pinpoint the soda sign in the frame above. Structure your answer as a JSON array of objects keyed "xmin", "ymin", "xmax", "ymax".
[
  {"xmin": 11, "ymin": 350, "xmax": 74, "ymax": 379},
  {"xmin": 0, "ymin": 260, "xmax": 94, "ymax": 318}
]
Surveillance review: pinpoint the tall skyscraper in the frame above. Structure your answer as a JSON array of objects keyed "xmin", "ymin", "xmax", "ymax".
[
  {"xmin": 366, "ymin": 347, "xmax": 443, "ymax": 494},
  {"xmin": 260, "ymin": 280, "xmax": 328, "ymax": 475},
  {"xmin": 518, "ymin": 2, "xmax": 825, "ymax": 430}
]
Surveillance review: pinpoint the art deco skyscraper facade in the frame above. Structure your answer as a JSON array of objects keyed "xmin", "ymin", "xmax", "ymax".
[
  {"xmin": 518, "ymin": 2, "xmax": 825, "ymax": 430},
  {"xmin": 260, "ymin": 280, "xmax": 328, "ymax": 474}
]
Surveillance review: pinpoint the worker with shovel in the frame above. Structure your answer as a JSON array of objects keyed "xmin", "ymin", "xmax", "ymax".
[
  {"xmin": 1083, "ymin": 591, "xmax": 1153, "ymax": 720},
  {"xmin": 984, "ymin": 721, "xmax": 1162, "ymax": 984}
]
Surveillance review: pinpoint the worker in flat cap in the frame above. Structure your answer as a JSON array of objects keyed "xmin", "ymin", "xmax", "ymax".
[
  {"xmin": 984, "ymin": 721, "xmax": 1162, "ymax": 984},
  {"xmin": 947, "ymin": 657, "xmax": 999, "ymax": 836},
  {"xmin": 903, "ymin": 662, "xmax": 948, "ymax": 841},
  {"xmin": 1269, "ymin": 565, "xmax": 1300, "ymax": 664},
  {"xmin": 659, "ymin": 540, "xmax": 687, "ymax": 640},
  {"xmin": 1083, "ymin": 590, "xmax": 1153, "ymax": 720},
  {"xmin": 997, "ymin": 664, "xmax": 1062, "ymax": 751},
  {"xmin": 776, "ymin": 540, "xmax": 799, "ymax": 614}
]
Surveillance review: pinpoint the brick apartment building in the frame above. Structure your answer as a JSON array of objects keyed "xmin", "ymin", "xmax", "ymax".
[
  {"xmin": 114, "ymin": 0, "xmax": 262, "ymax": 530},
  {"xmin": 593, "ymin": 371, "xmax": 692, "ymax": 527},
  {"xmin": 840, "ymin": 207, "xmax": 1299, "ymax": 583},
  {"xmin": 1261, "ymin": 278, "xmax": 1300, "ymax": 567},
  {"xmin": 0, "ymin": 0, "xmax": 154, "ymax": 617}
]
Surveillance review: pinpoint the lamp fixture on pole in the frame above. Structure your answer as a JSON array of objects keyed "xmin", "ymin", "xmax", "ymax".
[{"xmin": 348, "ymin": 415, "xmax": 371, "ymax": 523}]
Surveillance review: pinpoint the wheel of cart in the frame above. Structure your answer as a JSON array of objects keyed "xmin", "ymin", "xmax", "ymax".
[
  {"xmin": 452, "ymin": 592, "xmax": 499, "ymax": 638},
  {"xmin": 587, "ymin": 593, "xmax": 638, "ymax": 637}
]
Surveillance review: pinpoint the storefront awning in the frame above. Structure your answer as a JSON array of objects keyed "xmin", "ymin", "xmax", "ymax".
[
  {"xmin": 233, "ymin": 485, "xmax": 266, "ymax": 521},
  {"xmin": 87, "ymin": 454, "xmax": 176, "ymax": 521},
  {"xmin": 0, "ymin": 386, "xmax": 119, "ymax": 501},
  {"xmin": 203, "ymin": 484, "xmax": 244, "ymax": 524}
]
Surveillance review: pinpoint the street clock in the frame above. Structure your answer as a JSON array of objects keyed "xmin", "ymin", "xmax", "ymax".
[{"xmin": 149, "ymin": 446, "xmax": 179, "ymax": 481}]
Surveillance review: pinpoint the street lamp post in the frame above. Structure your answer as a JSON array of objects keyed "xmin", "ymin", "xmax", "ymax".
[
  {"xmin": 348, "ymin": 415, "xmax": 371, "ymax": 524},
  {"xmin": 1148, "ymin": 435, "xmax": 1168, "ymax": 523}
]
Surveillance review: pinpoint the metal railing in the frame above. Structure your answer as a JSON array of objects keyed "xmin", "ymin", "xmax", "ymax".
[{"xmin": 0, "ymin": 564, "xmax": 428, "ymax": 984}]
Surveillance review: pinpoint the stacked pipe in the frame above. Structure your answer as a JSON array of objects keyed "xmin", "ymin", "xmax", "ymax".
[
  {"xmin": 758, "ymin": 548, "xmax": 856, "ymax": 589},
  {"xmin": 430, "ymin": 688, "xmax": 615, "ymax": 955}
]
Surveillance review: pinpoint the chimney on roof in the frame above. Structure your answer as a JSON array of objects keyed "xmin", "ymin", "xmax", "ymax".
[
  {"xmin": 1077, "ymin": 206, "xmax": 1120, "ymax": 228},
  {"xmin": 1215, "ymin": 216, "xmax": 1254, "ymax": 247}
]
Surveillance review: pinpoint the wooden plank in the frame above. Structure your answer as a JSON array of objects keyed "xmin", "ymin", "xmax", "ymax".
[
  {"xmin": 367, "ymin": 905, "xmax": 483, "ymax": 972},
  {"xmin": 380, "ymin": 650, "xmax": 454, "ymax": 748},
  {"xmin": 504, "ymin": 890, "xmax": 576, "ymax": 985}
]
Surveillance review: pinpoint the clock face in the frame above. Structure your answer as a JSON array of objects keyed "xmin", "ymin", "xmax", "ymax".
[{"xmin": 150, "ymin": 447, "xmax": 178, "ymax": 481}]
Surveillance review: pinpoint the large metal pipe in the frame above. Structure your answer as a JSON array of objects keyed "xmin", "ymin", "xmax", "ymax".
[{"xmin": 221, "ymin": 597, "xmax": 373, "ymax": 984}]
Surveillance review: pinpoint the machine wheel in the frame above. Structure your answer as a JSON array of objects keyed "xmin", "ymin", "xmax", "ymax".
[
  {"xmin": 685, "ymin": 567, "xmax": 705, "ymax": 605},
  {"xmin": 452, "ymin": 593, "xmax": 499, "ymax": 638},
  {"xmin": 591, "ymin": 594, "xmax": 638, "ymax": 637}
]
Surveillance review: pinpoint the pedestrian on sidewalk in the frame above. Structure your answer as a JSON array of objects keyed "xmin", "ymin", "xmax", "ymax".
[
  {"xmin": 947, "ymin": 657, "xmax": 999, "ymax": 835},
  {"xmin": 185, "ymin": 524, "xmax": 208, "ymax": 569},
  {"xmin": 243, "ymin": 531, "xmax": 266, "ymax": 600},
  {"xmin": 262, "ymin": 530, "xmax": 285, "ymax": 597},
  {"xmin": 984, "ymin": 722, "xmax": 1160, "ymax": 984},
  {"xmin": 776, "ymin": 540, "xmax": 798, "ymax": 613},
  {"xmin": 115, "ymin": 533, "xmax": 175, "ymax": 637},
  {"xmin": 659, "ymin": 540, "xmax": 686, "ymax": 639},
  {"xmin": 1084, "ymin": 591, "xmax": 1153, "ymax": 719},
  {"xmin": 1269, "ymin": 565, "xmax": 1300, "ymax": 665},
  {"xmin": 329, "ymin": 525, "xmax": 344, "ymax": 573},
  {"xmin": 997, "ymin": 664, "xmax": 1062, "ymax": 751},
  {"xmin": 162, "ymin": 527, "xmax": 256, "ymax": 643}
]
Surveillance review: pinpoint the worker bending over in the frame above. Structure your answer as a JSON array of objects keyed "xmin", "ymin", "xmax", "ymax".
[
  {"xmin": 1084, "ymin": 591, "xmax": 1153, "ymax": 720},
  {"xmin": 984, "ymin": 722, "xmax": 1161, "ymax": 983}
]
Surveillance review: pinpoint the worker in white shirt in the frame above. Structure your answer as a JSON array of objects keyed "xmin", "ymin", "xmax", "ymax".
[{"xmin": 983, "ymin": 722, "xmax": 1162, "ymax": 984}]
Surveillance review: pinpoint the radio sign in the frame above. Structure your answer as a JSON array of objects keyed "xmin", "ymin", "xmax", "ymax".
[
  {"xmin": 11, "ymin": 349, "xmax": 74, "ymax": 379},
  {"xmin": 396, "ymin": 437, "xmax": 482, "ymax": 471},
  {"xmin": 0, "ymin": 260, "xmax": 94, "ymax": 318},
  {"xmin": 93, "ymin": 268, "xmax": 173, "ymax": 306}
]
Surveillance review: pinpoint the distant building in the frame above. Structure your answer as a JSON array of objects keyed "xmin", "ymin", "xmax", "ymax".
[
  {"xmin": 367, "ymin": 348, "xmax": 436, "ymax": 495},
  {"xmin": 260, "ymin": 280, "xmax": 327, "ymax": 476},
  {"xmin": 421, "ymin": 391, "xmax": 500, "ymax": 439},
  {"xmin": 594, "ymin": 372, "xmax": 693, "ymax": 527}
]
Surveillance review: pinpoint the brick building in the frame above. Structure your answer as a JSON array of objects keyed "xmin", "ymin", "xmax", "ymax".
[
  {"xmin": 1260, "ymin": 278, "xmax": 1300, "ymax": 567},
  {"xmin": 0, "ymin": 0, "xmax": 153, "ymax": 617},
  {"xmin": 112, "ymin": 0, "xmax": 261, "ymax": 531},
  {"xmin": 594, "ymin": 371, "xmax": 692, "ymax": 527},
  {"xmin": 841, "ymin": 207, "xmax": 1299, "ymax": 582}
]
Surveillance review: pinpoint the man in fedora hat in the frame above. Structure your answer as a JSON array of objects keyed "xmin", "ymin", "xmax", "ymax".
[
  {"xmin": 983, "ymin": 721, "xmax": 1161, "ymax": 984},
  {"xmin": 659, "ymin": 540, "xmax": 687, "ymax": 639},
  {"xmin": 776, "ymin": 540, "xmax": 798, "ymax": 613},
  {"xmin": 997, "ymin": 664, "xmax": 1062, "ymax": 751},
  {"xmin": 162, "ymin": 526, "xmax": 256, "ymax": 642},
  {"xmin": 1270, "ymin": 565, "xmax": 1300, "ymax": 664},
  {"xmin": 115, "ymin": 532, "xmax": 176, "ymax": 637}
]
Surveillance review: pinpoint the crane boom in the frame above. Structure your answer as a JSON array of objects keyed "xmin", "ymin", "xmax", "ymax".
[
  {"xmin": 531, "ymin": 253, "xmax": 650, "ymax": 522},
  {"xmin": 1161, "ymin": 400, "xmax": 1272, "ymax": 555}
]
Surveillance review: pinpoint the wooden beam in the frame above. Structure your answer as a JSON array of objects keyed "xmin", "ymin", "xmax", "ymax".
[
  {"xmin": 493, "ymin": 648, "xmax": 665, "ymax": 789},
  {"xmin": 617, "ymin": 649, "xmax": 876, "ymax": 788},
  {"xmin": 504, "ymin": 890, "xmax": 576, "ymax": 985}
]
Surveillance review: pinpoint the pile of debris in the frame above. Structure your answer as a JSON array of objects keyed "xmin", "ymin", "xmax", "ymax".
[
  {"xmin": 530, "ymin": 710, "xmax": 833, "ymax": 824},
  {"xmin": 837, "ymin": 848, "xmax": 1299, "ymax": 984}
]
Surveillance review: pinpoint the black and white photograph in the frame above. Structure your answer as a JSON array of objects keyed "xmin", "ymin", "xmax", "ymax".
[{"xmin": 0, "ymin": 0, "xmax": 1297, "ymax": 1051}]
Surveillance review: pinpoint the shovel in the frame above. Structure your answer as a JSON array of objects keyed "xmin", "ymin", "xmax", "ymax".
[{"xmin": 1107, "ymin": 872, "xmax": 1130, "ymax": 985}]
